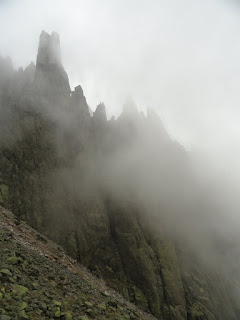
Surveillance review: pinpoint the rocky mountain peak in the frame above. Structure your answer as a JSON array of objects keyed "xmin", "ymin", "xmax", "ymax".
[
  {"xmin": 0, "ymin": 30, "xmax": 239, "ymax": 320},
  {"xmin": 73, "ymin": 85, "xmax": 84, "ymax": 98},
  {"xmin": 70, "ymin": 85, "xmax": 90, "ymax": 118},
  {"xmin": 122, "ymin": 97, "xmax": 139, "ymax": 115},
  {"xmin": 34, "ymin": 31, "xmax": 70, "ymax": 107},
  {"xmin": 94, "ymin": 102, "xmax": 107, "ymax": 122},
  {"xmin": 36, "ymin": 30, "xmax": 62, "ymax": 68}
]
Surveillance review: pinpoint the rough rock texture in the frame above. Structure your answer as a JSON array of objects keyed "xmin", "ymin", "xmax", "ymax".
[
  {"xmin": 0, "ymin": 207, "xmax": 156, "ymax": 320},
  {"xmin": 0, "ymin": 31, "xmax": 240, "ymax": 320}
]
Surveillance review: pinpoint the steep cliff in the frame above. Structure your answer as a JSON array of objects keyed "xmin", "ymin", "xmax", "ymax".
[{"xmin": 0, "ymin": 31, "xmax": 239, "ymax": 320}]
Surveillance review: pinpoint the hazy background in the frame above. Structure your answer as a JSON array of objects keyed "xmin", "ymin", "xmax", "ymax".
[{"xmin": 0, "ymin": 0, "xmax": 240, "ymax": 219}]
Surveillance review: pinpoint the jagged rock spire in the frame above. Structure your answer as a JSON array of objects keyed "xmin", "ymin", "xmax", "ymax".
[
  {"xmin": 93, "ymin": 102, "xmax": 107, "ymax": 122},
  {"xmin": 36, "ymin": 31, "xmax": 61, "ymax": 68},
  {"xmin": 122, "ymin": 96, "xmax": 138, "ymax": 115},
  {"xmin": 70, "ymin": 85, "xmax": 90, "ymax": 119},
  {"xmin": 34, "ymin": 31, "xmax": 70, "ymax": 108}
]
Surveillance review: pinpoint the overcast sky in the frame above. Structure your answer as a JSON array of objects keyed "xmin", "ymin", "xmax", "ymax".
[{"xmin": 0, "ymin": 0, "xmax": 240, "ymax": 187}]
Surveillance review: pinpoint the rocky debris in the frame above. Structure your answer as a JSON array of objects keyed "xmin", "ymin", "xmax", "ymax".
[{"xmin": 0, "ymin": 206, "xmax": 157, "ymax": 320}]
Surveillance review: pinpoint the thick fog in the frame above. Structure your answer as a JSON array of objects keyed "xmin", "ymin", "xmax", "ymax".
[
  {"xmin": 1, "ymin": 0, "xmax": 240, "ymax": 278},
  {"xmin": 1, "ymin": 0, "xmax": 240, "ymax": 177}
]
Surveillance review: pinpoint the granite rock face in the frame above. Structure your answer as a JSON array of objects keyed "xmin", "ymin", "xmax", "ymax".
[{"xmin": 0, "ymin": 31, "xmax": 240, "ymax": 320}]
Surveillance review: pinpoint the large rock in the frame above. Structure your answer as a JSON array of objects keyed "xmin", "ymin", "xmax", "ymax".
[
  {"xmin": 1, "ymin": 30, "xmax": 240, "ymax": 320},
  {"xmin": 93, "ymin": 103, "xmax": 107, "ymax": 122},
  {"xmin": 34, "ymin": 30, "xmax": 71, "ymax": 109},
  {"xmin": 70, "ymin": 85, "xmax": 90, "ymax": 120}
]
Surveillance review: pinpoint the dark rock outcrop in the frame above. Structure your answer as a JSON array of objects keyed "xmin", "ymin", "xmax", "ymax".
[
  {"xmin": 70, "ymin": 85, "xmax": 90, "ymax": 119},
  {"xmin": 34, "ymin": 31, "xmax": 70, "ymax": 108},
  {"xmin": 0, "ymin": 207, "xmax": 156, "ymax": 320},
  {"xmin": 0, "ymin": 31, "xmax": 239, "ymax": 320},
  {"xmin": 93, "ymin": 103, "xmax": 107, "ymax": 122}
]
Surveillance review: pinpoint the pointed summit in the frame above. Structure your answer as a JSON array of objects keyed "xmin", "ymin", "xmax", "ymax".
[
  {"xmin": 70, "ymin": 85, "xmax": 90, "ymax": 119},
  {"xmin": 36, "ymin": 31, "xmax": 61, "ymax": 68},
  {"xmin": 34, "ymin": 31, "xmax": 70, "ymax": 108},
  {"xmin": 93, "ymin": 102, "xmax": 107, "ymax": 122},
  {"xmin": 122, "ymin": 96, "xmax": 138, "ymax": 115}
]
